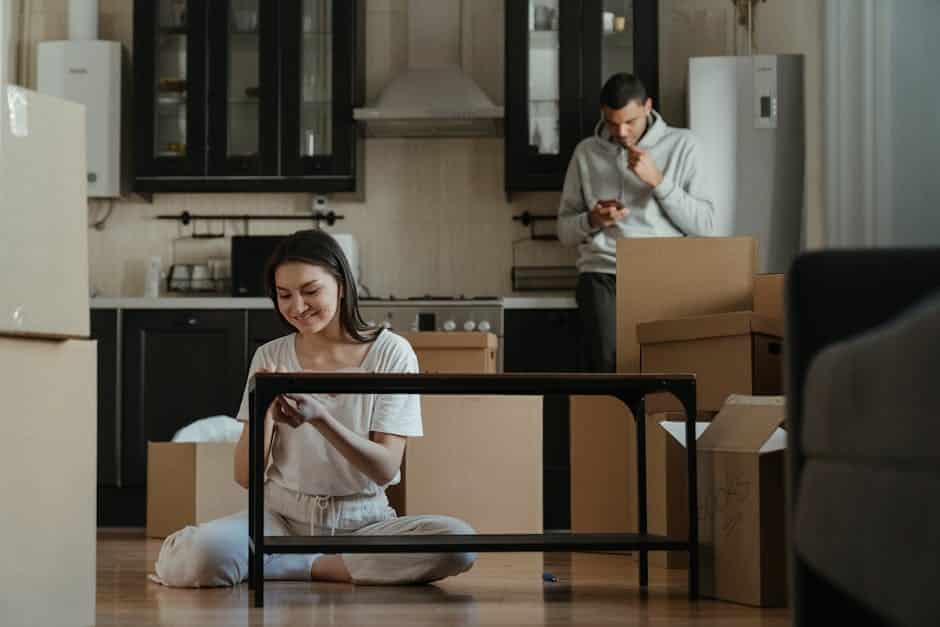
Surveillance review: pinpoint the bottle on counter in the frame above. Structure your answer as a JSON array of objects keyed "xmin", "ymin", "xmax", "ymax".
[{"xmin": 144, "ymin": 256, "xmax": 163, "ymax": 298}]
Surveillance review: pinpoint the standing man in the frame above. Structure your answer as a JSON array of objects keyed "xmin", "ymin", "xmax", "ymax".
[{"xmin": 558, "ymin": 73, "xmax": 716, "ymax": 372}]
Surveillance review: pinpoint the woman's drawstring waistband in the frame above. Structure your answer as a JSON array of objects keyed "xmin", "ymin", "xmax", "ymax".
[{"xmin": 313, "ymin": 495, "xmax": 337, "ymax": 536}]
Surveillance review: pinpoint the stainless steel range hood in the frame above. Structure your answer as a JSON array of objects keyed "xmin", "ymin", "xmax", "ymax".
[{"xmin": 353, "ymin": 0, "xmax": 503, "ymax": 137}]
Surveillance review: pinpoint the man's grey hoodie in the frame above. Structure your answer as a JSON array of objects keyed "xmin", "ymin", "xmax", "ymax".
[{"xmin": 557, "ymin": 110, "xmax": 716, "ymax": 274}]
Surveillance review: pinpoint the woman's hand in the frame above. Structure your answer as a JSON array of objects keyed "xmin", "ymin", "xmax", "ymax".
[{"xmin": 272, "ymin": 393, "xmax": 332, "ymax": 428}]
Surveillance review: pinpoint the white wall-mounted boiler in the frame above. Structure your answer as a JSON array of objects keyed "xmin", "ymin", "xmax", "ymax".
[
  {"xmin": 37, "ymin": 0, "xmax": 122, "ymax": 198},
  {"xmin": 688, "ymin": 55, "xmax": 805, "ymax": 273}
]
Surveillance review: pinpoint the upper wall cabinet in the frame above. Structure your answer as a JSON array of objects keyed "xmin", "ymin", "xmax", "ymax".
[
  {"xmin": 134, "ymin": 0, "xmax": 361, "ymax": 193},
  {"xmin": 504, "ymin": 0, "xmax": 658, "ymax": 194}
]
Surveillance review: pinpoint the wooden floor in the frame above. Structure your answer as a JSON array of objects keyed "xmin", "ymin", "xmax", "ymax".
[{"xmin": 96, "ymin": 529, "xmax": 791, "ymax": 626}]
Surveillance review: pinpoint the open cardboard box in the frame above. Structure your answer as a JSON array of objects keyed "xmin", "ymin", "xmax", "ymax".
[
  {"xmin": 146, "ymin": 442, "xmax": 247, "ymax": 538},
  {"xmin": 689, "ymin": 394, "xmax": 788, "ymax": 607},
  {"xmin": 647, "ymin": 413, "xmax": 713, "ymax": 569}
]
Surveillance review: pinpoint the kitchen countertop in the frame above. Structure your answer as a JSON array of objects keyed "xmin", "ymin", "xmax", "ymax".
[
  {"xmin": 90, "ymin": 294, "xmax": 578, "ymax": 310},
  {"xmin": 90, "ymin": 296, "xmax": 275, "ymax": 309}
]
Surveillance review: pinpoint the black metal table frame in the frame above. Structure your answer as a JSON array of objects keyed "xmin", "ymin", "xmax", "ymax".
[{"xmin": 248, "ymin": 372, "xmax": 697, "ymax": 608}]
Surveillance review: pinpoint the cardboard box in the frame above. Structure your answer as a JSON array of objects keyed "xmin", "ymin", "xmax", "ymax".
[
  {"xmin": 648, "ymin": 412, "xmax": 716, "ymax": 569},
  {"xmin": 615, "ymin": 236, "xmax": 757, "ymax": 373},
  {"xmin": 572, "ymin": 236, "xmax": 756, "ymax": 534},
  {"xmin": 388, "ymin": 333, "xmax": 499, "ymax": 516},
  {"xmin": 1, "ymin": 87, "xmax": 89, "ymax": 339},
  {"xmin": 638, "ymin": 311, "xmax": 784, "ymax": 413},
  {"xmin": 753, "ymin": 273, "xmax": 785, "ymax": 322},
  {"xmin": 0, "ymin": 337, "xmax": 96, "ymax": 627},
  {"xmin": 570, "ymin": 395, "xmax": 634, "ymax": 532},
  {"xmin": 147, "ymin": 442, "xmax": 247, "ymax": 538},
  {"xmin": 400, "ymin": 332, "xmax": 498, "ymax": 373},
  {"xmin": 697, "ymin": 395, "xmax": 788, "ymax": 607},
  {"xmin": 404, "ymin": 396, "xmax": 542, "ymax": 533}
]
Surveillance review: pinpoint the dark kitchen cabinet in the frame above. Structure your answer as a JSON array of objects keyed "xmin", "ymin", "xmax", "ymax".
[
  {"xmin": 247, "ymin": 309, "xmax": 291, "ymax": 363},
  {"xmin": 91, "ymin": 309, "xmax": 119, "ymax": 488},
  {"xmin": 134, "ymin": 0, "xmax": 362, "ymax": 193},
  {"xmin": 504, "ymin": 308, "xmax": 583, "ymax": 531},
  {"xmin": 122, "ymin": 310, "xmax": 247, "ymax": 504},
  {"xmin": 504, "ymin": 0, "xmax": 658, "ymax": 193},
  {"xmin": 92, "ymin": 309, "xmax": 134, "ymax": 526}
]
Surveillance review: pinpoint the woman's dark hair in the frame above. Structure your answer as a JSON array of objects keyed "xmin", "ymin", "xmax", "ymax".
[
  {"xmin": 600, "ymin": 73, "xmax": 648, "ymax": 109},
  {"xmin": 264, "ymin": 229, "xmax": 380, "ymax": 343}
]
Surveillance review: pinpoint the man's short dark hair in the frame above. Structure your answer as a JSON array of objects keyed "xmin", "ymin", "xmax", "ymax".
[{"xmin": 600, "ymin": 73, "xmax": 648, "ymax": 109}]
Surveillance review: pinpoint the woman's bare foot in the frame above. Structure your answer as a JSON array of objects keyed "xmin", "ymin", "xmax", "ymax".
[{"xmin": 310, "ymin": 555, "xmax": 352, "ymax": 582}]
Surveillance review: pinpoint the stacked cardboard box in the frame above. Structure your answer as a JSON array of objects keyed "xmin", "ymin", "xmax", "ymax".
[
  {"xmin": 637, "ymin": 273, "xmax": 788, "ymax": 606},
  {"xmin": 571, "ymin": 237, "xmax": 757, "ymax": 533},
  {"xmin": 0, "ymin": 87, "xmax": 96, "ymax": 626}
]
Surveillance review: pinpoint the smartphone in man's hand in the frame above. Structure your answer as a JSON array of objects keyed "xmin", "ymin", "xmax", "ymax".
[{"xmin": 589, "ymin": 199, "xmax": 629, "ymax": 229}]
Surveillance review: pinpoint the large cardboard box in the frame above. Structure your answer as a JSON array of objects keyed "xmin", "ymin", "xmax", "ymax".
[
  {"xmin": 638, "ymin": 311, "xmax": 784, "ymax": 413},
  {"xmin": 648, "ymin": 412, "xmax": 715, "ymax": 569},
  {"xmin": 572, "ymin": 237, "xmax": 756, "ymax": 534},
  {"xmin": 388, "ymin": 333, "xmax": 500, "ymax": 517},
  {"xmin": 753, "ymin": 273, "xmax": 785, "ymax": 322},
  {"xmin": 0, "ymin": 337, "xmax": 96, "ymax": 627},
  {"xmin": 404, "ymin": 396, "xmax": 542, "ymax": 533},
  {"xmin": 147, "ymin": 442, "xmax": 247, "ymax": 538},
  {"xmin": 697, "ymin": 395, "xmax": 788, "ymax": 607}
]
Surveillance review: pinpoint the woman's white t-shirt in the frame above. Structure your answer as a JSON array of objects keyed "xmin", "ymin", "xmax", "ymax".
[{"xmin": 236, "ymin": 330, "xmax": 422, "ymax": 497}]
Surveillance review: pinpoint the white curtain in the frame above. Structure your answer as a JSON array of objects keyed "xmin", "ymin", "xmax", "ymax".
[
  {"xmin": 823, "ymin": 0, "xmax": 894, "ymax": 247},
  {"xmin": 824, "ymin": 0, "xmax": 940, "ymax": 247},
  {"xmin": 0, "ymin": 0, "xmax": 32, "ymax": 86}
]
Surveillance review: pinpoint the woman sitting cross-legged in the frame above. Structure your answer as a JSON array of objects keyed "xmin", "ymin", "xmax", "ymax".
[{"xmin": 150, "ymin": 229, "xmax": 476, "ymax": 587}]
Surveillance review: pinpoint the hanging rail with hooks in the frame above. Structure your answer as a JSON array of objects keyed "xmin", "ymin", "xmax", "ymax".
[{"xmin": 155, "ymin": 210, "xmax": 345, "ymax": 235}]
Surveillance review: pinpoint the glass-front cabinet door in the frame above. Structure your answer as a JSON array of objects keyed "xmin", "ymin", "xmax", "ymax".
[
  {"xmin": 505, "ymin": 0, "xmax": 582, "ymax": 192},
  {"xmin": 134, "ymin": 0, "xmax": 207, "ymax": 178},
  {"xmin": 504, "ymin": 0, "xmax": 658, "ymax": 194},
  {"xmin": 134, "ymin": 0, "xmax": 360, "ymax": 192},
  {"xmin": 280, "ymin": 0, "xmax": 357, "ymax": 182},
  {"xmin": 581, "ymin": 0, "xmax": 658, "ymax": 137},
  {"xmin": 207, "ymin": 0, "xmax": 278, "ymax": 176}
]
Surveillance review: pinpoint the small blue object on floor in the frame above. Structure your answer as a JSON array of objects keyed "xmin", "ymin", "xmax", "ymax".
[{"xmin": 542, "ymin": 572, "xmax": 558, "ymax": 582}]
